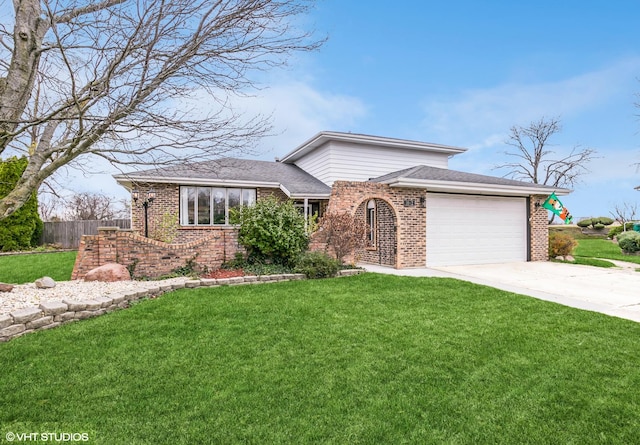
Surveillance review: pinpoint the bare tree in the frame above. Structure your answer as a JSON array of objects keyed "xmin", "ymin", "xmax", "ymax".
[
  {"xmin": 495, "ymin": 117, "xmax": 597, "ymax": 188},
  {"xmin": 610, "ymin": 202, "xmax": 638, "ymax": 232},
  {"xmin": 495, "ymin": 116, "xmax": 597, "ymax": 223},
  {"xmin": 0, "ymin": 0, "xmax": 322, "ymax": 221},
  {"xmin": 65, "ymin": 192, "xmax": 123, "ymax": 220},
  {"xmin": 38, "ymin": 193, "xmax": 63, "ymax": 221}
]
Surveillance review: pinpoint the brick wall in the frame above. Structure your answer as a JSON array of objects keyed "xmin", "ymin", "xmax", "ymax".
[
  {"xmin": 130, "ymin": 185, "xmax": 290, "ymax": 244},
  {"xmin": 72, "ymin": 227, "xmax": 241, "ymax": 280},
  {"xmin": 324, "ymin": 181, "xmax": 426, "ymax": 268},
  {"xmin": 354, "ymin": 199, "xmax": 396, "ymax": 266},
  {"xmin": 530, "ymin": 195, "xmax": 549, "ymax": 261}
]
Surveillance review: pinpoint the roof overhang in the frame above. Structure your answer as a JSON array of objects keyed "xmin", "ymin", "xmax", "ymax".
[
  {"xmin": 281, "ymin": 131, "xmax": 467, "ymax": 163},
  {"xmin": 114, "ymin": 174, "xmax": 282, "ymax": 190},
  {"xmin": 377, "ymin": 177, "xmax": 572, "ymax": 197},
  {"xmin": 114, "ymin": 174, "xmax": 331, "ymax": 200}
]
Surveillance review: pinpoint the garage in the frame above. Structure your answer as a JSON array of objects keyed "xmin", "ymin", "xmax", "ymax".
[{"xmin": 426, "ymin": 193, "xmax": 527, "ymax": 267}]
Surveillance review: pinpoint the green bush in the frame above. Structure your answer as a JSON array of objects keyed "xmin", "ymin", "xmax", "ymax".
[
  {"xmin": 578, "ymin": 217, "xmax": 614, "ymax": 229},
  {"xmin": 0, "ymin": 157, "xmax": 43, "ymax": 251},
  {"xmin": 577, "ymin": 219, "xmax": 592, "ymax": 228},
  {"xmin": 232, "ymin": 196, "xmax": 309, "ymax": 266},
  {"xmin": 594, "ymin": 217, "xmax": 614, "ymax": 226},
  {"xmin": 617, "ymin": 231, "xmax": 640, "ymax": 254},
  {"xmin": 607, "ymin": 224, "xmax": 633, "ymax": 239},
  {"xmin": 295, "ymin": 251, "xmax": 340, "ymax": 279},
  {"xmin": 549, "ymin": 232, "xmax": 577, "ymax": 258}
]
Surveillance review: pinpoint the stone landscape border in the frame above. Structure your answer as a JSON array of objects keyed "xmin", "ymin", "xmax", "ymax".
[{"xmin": 0, "ymin": 269, "xmax": 362, "ymax": 343}]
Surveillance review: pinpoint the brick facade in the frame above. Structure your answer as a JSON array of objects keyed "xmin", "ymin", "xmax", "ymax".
[
  {"xmin": 355, "ymin": 199, "xmax": 396, "ymax": 266},
  {"xmin": 131, "ymin": 184, "xmax": 287, "ymax": 244},
  {"xmin": 530, "ymin": 195, "xmax": 550, "ymax": 261},
  {"xmin": 326, "ymin": 181, "xmax": 426, "ymax": 268},
  {"xmin": 73, "ymin": 180, "xmax": 550, "ymax": 277}
]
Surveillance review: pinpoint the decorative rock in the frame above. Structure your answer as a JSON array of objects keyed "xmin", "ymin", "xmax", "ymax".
[
  {"xmin": 10, "ymin": 307, "xmax": 43, "ymax": 324},
  {"xmin": 93, "ymin": 296, "xmax": 114, "ymax": 308},
  {"xmin": 35, "ymin": 276, "xmax": 56, "ymax": 289},
  {"xmin": 82, "ymin": 300, "xmax": 103, "ymax": 311},
  {"xmin": 63, "ymin": 300, "xmax": 87, "ymax": 311},
  {"xmin": 0, "ymin": 314, "xmax": 13, "ymax": 329},
  {"xmin": 0, "ymin": 283, "xmax": 14, "ymax": 293},
  {"xmin": 39, "ymin": 301, "xmax": 68, "ymax": 316},
  {"xmin": 26, "ymin": 316, "xmax": 54, "ymax": 330},
  {"xmin": 54, "ymin": 312, "xmax": 76, "ymax": 322},
  {"xmin": 0, "ymin": 324, "xmax": 25, "ymax": 338},
  {"xmin": 84, "ymin": 263, "xmax": 131, "ymax": 282}
]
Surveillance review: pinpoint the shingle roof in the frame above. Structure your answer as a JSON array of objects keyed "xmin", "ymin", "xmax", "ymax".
[
  {"xmin": 114, "ymin": 158, "xmax": 331, "ymax": 197},
  {"xmin": 372, "ymin": 165, "xmax": 563, "ymax": 190}
]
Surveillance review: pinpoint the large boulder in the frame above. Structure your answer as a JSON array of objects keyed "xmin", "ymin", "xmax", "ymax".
[{"xmin": 84, "ymin": 263, "xmax": 131, "ymax": 282}]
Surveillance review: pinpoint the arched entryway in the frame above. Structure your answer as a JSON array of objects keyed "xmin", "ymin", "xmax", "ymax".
[{"xmin": 355, "ymin": 198, "xmax": 397, "ymax": 266}]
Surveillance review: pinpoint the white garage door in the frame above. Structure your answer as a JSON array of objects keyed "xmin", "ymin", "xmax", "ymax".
[{"xmin": 426, "ymin": 194, "xmax": 527, "ymax": 267}]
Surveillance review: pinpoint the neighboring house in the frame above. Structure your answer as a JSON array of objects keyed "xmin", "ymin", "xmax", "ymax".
[{"xmin": 112, "ymin": 131, "xmax": 570, "ymax": 270}]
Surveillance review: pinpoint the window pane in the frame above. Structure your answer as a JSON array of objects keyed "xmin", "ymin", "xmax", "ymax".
[
  {"xmin": 242, "ymin": 189, "xmax": 256, "ymax": 206},
  {"xmin": 180, "ymin": 187, "xmax": 196, "ymax": 225},
  {"xmin": 213, "ymin": 188, "xmax": 226, "ymax": 224},
  {"xmin": 228, "ymin": 188, "xmax": 241, "ymax": 211},
  {"xmin": 197, "ymin": 188, "xmax": 211, "ymax": 225}
]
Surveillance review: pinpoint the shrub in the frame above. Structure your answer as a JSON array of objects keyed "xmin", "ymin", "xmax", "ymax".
[
  {"xmin": 0, "ymin": 157, "xmax": 43, "ymax": 251},
  {"xmin": 577, "ymin": 219, "xmax": 592, "ymax": 228},
  {"xmin": 595, "ymin": 217, "xmax": 614, "ymax": 226},
  {"xmin": 609, "ymin": 222, "xmax": 638, "ymax": 239},
  {"xmin": 232, "ymin": 196, "xmax": 309, "ymax": 266},
  {"xmin": 549, "ymin": 232, "xmax": 577, "ymax": 258},
  {"xmin": 617, "ymin": 231, "xmax": 640, "ymax": 254},
  {"xmin": 315, "ymin": 211, "xmax": 367, "ymax": 264},
  {"xmin": 295, "ymin": 251, "xmax": 340, "ymax": 279},
  {"xmin": 578, "ymin": 217, "xmax": 614, "ymax": 229}
]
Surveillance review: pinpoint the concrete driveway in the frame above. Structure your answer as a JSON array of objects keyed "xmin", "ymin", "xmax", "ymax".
[{"xmin": 361, "ymin": 262, "xmax": 640, "ymax": 323}]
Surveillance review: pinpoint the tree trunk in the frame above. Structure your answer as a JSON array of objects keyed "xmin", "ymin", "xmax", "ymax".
[{"xmin": 0, "ymin": 0, "xmax": 47, "ymax": 152}]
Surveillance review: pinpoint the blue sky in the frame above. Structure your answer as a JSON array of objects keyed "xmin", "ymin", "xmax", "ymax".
[{"xmin": 80, "ymin": 0, "xmax": 640, "ymax": 219}]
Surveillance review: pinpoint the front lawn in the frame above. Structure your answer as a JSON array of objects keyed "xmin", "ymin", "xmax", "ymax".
[
  {"xmin": 575, "ymin": 238, "xmax": 640, "ymax": 265},
  {"xmin": 0, "ymin": 251, "xmax": 77, "ymax": 284},
  {"xmin": 1, "ymin": 274, "xmax": 639, "ymax": 444}
]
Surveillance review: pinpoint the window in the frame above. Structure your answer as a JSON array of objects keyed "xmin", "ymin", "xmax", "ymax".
[
  {"xmin": 180, "ymin": 186, "xmax": 256, "ymax": 226},
  {"xmin": 366, "ymin": 199, "xmax": 376, "ymax": 248}
]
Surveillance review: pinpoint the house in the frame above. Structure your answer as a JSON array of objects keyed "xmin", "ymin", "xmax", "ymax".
[{"xmin": 75, "ymin": 131, "xmax": 569, "ymax": 278}]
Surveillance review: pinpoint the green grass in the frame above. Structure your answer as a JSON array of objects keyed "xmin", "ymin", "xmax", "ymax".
[
  {"xmin": 0, "ymin": 251, "xmax": 77, "ymax": 284},
  {"xmin": 2, "ymin": 274, "xmax": 640, "ymax": 444},
  {"xmin": 574, "ymin": 238, "xmax": 640, "ymax": 265},
  {"xmin": 558, "ymin": 256, "xmax": 616, "ymax": 268}
]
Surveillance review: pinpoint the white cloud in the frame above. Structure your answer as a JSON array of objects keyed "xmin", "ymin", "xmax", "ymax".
[
  {"xmin": 420, "ymin": 57, "xmax": 640, "ymax": 150},
  {"xmin": 235, "ymin": 81, "xmax": 368, "ymax": 159}
]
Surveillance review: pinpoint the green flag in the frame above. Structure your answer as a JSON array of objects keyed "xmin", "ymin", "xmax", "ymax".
[{"xmin": 542, "ymin": 193, "xmax": 573, "ymax": 224}]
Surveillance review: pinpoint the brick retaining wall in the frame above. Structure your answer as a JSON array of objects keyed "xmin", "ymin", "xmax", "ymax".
[{"xmin": 72, "ymin": 227, "xmax": 241, "ymax": 280}]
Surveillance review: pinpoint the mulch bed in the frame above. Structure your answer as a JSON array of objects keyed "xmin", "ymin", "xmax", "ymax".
[{"xmin": 202, "ymin": 269, "xmax": 245, "ymax": 279}]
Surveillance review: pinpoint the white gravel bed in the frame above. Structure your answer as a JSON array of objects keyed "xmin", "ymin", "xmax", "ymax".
[{"xmin": 0, "ymin": 277, "xmax": 190, "ymax": 316}]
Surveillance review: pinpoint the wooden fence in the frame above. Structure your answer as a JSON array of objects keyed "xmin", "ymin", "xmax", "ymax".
[{"xmin": 41, "ymin": 219, "xmax": 131, "ymax": 249}]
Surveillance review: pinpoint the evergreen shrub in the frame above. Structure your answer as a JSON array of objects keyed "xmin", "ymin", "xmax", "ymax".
[{"xmin": 0, "ymin": 157, "xmax": 43, "ymax": 251}]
